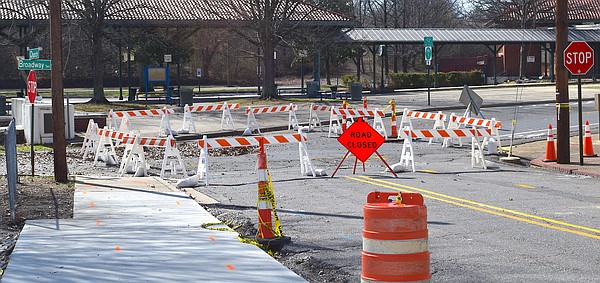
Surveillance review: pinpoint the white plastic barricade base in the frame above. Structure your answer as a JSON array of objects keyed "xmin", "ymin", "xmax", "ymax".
[
  {"xmin": 160, "ymin": 135, "xmax": 188, "ymax": 179},
  {"xmin": 197, "ymin": 135, "xmax": 209, "ymax": 186},
  {"xmin": 328, "ymin": 107, "xmax": 342, "ymax": 137},
  {"xmin": 180, "ymin": 105, "xmax": 197, "ymax": 134},
  {"xmin": 372, "ymin": 109, "xmax": 388, "ymax": 139},
  {"xmin": 288, "ymin": 104, "xmax": 299, "ymax": 130},
  {"xmin": 221, "ymin": 103, "xmax": 236, "ymax": 130},
  {"xmin": 81, "ymin": 120, "xmax": 99, "ymax": 160},
  {"xmin": 160, "ymin": 107, "xmax": 174, "ymax": 136},
  {"xmin": 428, "ymin": 111, "xmax": 446, "ymax": 145},
  {"xmin": 118, "ymin": 116, "xmax": 132, "ymax": 134},
  {"xmin": 244, "ymin": 110, "xmax": 261, "ymax": 136},
  {"xmin": 443, "ymin": 113, "xmax": 463, "ymax": 148},
  {"xmin": 471, "ymin": 136, "xmax": 487, "ymax": 169},
  {"xmin": 93, "ymin": 127, "xmax": 119, "ymax": 167},
  {"xmin": 119, "ymin": 138, "xmax": 148, "ymax": 177},
  {"xmin": 308, "ymin": 104, "xmax": 323, "ymax": 132},
  {"xmin": 298, "ymin": 127, "xmax": 317, "ymax": 177},
  {"xmin": 399, "ymin": 137, "xmax": 416, "ymax": 172}
]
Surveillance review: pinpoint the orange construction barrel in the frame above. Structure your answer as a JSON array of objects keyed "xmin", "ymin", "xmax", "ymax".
[{"xmin": 362, "ymin": 191, "xmax": 430, "ymax": 283}]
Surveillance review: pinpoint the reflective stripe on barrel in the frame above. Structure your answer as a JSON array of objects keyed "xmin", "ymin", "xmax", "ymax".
[{"xmin": 362, "ymin": 192, "xmax": 431, "ymax": 283}]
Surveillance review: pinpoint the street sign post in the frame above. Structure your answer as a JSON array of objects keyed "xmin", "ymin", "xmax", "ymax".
[
  {"xmin": 26, "ymin": 71, "xmax": 37, "ymax": 175},
  {"xmin": 332, "ymin": 118, "xmax": 396, "ymax": 177},
  {"xmin": 424, "ymin": 36, "xmax": 434, "ymax": 105},
  {"xmin": 18, "ymin": 59, "xmax": 52, "ymax": 71},
  {"xmin": 196, "ymin": 68, "xmax": 202, "ymax": 94},
  {"xmin": 564, "ymin": 41, "xmax": 595, "ymax": 165}
]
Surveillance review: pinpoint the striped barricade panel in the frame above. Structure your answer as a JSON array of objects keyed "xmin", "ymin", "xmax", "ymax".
[
  {"xmin": 186, "ymin": 103, "xmax": 240, "ymax": 112},
  {"xmin": 110, "ymin": 108, "xmax": 174, "ymax": 118},
  {"xmin": 97, "ymin": 129, "xmax": 135, "ymax": 141},
  {"xmin": 399, "ymin": 129, "xmax": 493, "ymax": 139},
  {"xmin": 406, "ymin": 110, "xmax": 446, "ymax": 121},
  {"xmin": 451, "ymin": 116, "xmax": 502, "ymax": 128},
  {"xmin": 246, "ymin": 105, "xmax": 295, "ymax": 114},
  {"xmin": 312, "ymin": 105, "xmax": 334, "ymax": 112},
  {"xmin": 337, "ymin": 108, "xmax": 385, "ymax": 117},
  {"xmin": 119, "ymin": 136, "xmax": 175, "ymax": 147},
  {"xmin": 198, "ymin": 133, "xmax": 306, "ymax": 149}
]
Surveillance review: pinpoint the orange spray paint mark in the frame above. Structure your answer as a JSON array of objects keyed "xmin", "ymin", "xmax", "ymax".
[
  {"xmin": 209, "ymin": 237, "xmax": 216, "ymax": 241},
  {"xmin": 89, "ymin": 202, "xmax": 95, "ymax": 207},
  {"xmin": 226, "ymin": 264, "xmax": 235, "ymax": 270},
  {"xmin": 115, "ymin": 246, "xmax": 121, "ymax": 252}
]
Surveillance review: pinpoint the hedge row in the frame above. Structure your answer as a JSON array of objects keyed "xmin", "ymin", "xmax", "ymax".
[{"xmin": 388, "ymin": 71, "xmax": 484, "ymax": 88}]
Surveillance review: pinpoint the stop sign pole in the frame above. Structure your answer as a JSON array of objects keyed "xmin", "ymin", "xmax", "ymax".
[
  {"xmin": 564, "ymin": 41, "xmax": 595, "ymax": 165},
  {"xmin": 27, "ymin": 70, "xmax": 37, "ymax": 176}
]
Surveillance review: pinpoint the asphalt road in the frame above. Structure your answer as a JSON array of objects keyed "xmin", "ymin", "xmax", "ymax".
[{"xmin": 197, "ymin": 124, "xmax": 600, "ymax": 282}]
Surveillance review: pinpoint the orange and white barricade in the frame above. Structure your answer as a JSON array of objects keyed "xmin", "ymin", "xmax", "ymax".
[
  {"xmin": 108, "ymin": 107, "xmax": 174, "ymax": 131},
  {"xmin": 337, "ymin": 108, "xmax": 387, "ymax": 139},
  {"xmin": 244, "ymin": 104, "xmax": 298, "ymax": 135},
  {"xmin": 308, "ymin": 104, "xmax": 326, "ymax": 132},
  {"xmin": 196, "ymin": 131, "xmax": 317, "ymax": 186},
  {"xmin": 81, "ymin": 119, "xmax": 100, "ymax": 160},
  {"xmin": 93, "ymin": 127, "xmax": 136, "ymax": 167},
  {"xmin": 444, "ymin": 114, "xmax": 502, "ymax": 151},
  {"xmin": 398, "ymin": 108, "xmax": 447, "ymax": 144},
  {"xmin": 118, "ymin": 135, "xmax": 187, "ymax": 179},
  {"xmin": 183, "ymin": 102, "xmax": 240, "ymax": 132},
  {"xmin": 328, "ymin": 106, "xmax": 343, "ymax": 137},
  {"xmin": 397, "ymin": 128, "xmax": 493, "ymax": 171}
]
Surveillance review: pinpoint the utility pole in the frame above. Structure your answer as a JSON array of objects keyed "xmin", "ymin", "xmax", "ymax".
[
  {"xmin": 50, "ymin": 0, "xmax": 68, "ymax": 183},
  {"xmin": 555, "ymin": 0, "xmax": 570, "ymax": 164}
]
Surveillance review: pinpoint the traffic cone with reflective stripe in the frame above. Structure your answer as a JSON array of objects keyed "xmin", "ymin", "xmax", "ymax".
[
  {"xmin": 254, "ymin": 138, "xmax": 290, "ymax": 251},
  {"xmin": 583, "ymin": 120, "xmax": 597, "ymax": 157},
  {"xmin": 543, "ymin": 124, "xmax": 557, "ymax": 162}
]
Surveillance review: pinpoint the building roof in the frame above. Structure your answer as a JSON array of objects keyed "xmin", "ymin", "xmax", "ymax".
[
  {"xmin": 339, "ymin": 28, "xmax": 600, "ymax": 44},
  {"xmin": 499, "ymin": 0, "xmax": 600, "ymax": 26},
  {"xmin": 0, "ymin": 0, "xmax": 354, "ymax": 27}
]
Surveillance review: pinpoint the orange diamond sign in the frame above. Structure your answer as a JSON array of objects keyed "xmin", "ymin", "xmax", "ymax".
[{"xmin": 337, "ymin": 118, "xmax": 385, "ymax": 162}]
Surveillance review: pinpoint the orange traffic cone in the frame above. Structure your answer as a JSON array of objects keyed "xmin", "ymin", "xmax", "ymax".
[
  {"xmin": 255, "ymin": 138, "xmax": 290, "ymax": 251},
  {"xmin": 390, "ymin": 99, "xmax": 398, "ymax": 138},
  {"xmin": 583, "ymin": 120, "xmax": 597, "ymax": 157},
  {"xmin": 543, "ymin": 124, "xmax": 557, "ymax": 162}
]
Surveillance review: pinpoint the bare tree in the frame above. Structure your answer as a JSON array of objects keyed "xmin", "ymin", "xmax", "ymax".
[
  {"xmin": 63, "ymin": 0, "xmax": 146, "ymax": 103},
  {"xmin": 204, "ymin": 0, "xmax": 349, "ymax": 99}
]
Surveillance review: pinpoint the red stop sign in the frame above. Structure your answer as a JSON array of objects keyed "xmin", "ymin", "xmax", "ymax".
[
  {"xmin": 337, "ymin": 118, "xmax": 385, "ymax": 162},
  {"xmin": 27, "ymin": 70, "xmax": 37, "ymax": 104},
  {"xmin": 564, "ymin": 41, "xmax": 595, "ymax": 75}
]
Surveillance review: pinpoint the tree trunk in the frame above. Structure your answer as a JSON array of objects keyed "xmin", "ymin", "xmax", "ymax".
[
  {"xmin": 261, "ymin": 37, "xmax": 278, "ymax": 99},
  {"xmin": 325, "ymin": 56, "xmax": 331, "ymax": 85},
  {"xmin": 90, "ymin": 32, "xmax": 108, "ymax": 103}
]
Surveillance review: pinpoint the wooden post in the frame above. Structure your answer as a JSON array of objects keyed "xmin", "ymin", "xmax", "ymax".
[{"xmin": 50, "ymin": 0, "xmax": 68, "ymax": 182}]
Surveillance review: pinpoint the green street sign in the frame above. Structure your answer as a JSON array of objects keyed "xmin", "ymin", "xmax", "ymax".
[
  {"xmin": 425, "ymin": 46, "xmax": 433, "ymax": 62},
  {"xmin": 424, "ymin": 36, "xmax": 433, "ymax": 47},
  {"xmin": 28, "ymin": 48, "xmax": 40, "ymax": 59},
  {"xmin": 18, "ymin": 59, "xmax": 51, "ymax": 71}
]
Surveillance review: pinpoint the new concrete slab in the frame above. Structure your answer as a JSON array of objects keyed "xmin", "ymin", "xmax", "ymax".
[{"xmin": 2, "ymin": 177, "xmax": 306, "ymax": 282}]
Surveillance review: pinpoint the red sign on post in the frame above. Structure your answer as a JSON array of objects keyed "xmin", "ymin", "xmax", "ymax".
[
  {"xmin": 337, "ymin": 118, "xmax": 385, "ymax": 162},
  {"xmin": 564, "ymin": 41, "xmax": 595, "ymax": 75},
  {"xmin": 27, "ymin": 70, "xmax": 37, "ymax": 104}
]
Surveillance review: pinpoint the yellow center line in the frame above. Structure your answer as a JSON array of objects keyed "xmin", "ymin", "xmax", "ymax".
[
  {"xmin": 347, "ymin": 176, "xmax": 600, "ymax": 240},
  {"xmin": 419, "ymin": 169, "xmax": 438, "ymax": 174},
  {"xmin": 516, "ymin": 184, "xmax": 536, "ymax": 189}
]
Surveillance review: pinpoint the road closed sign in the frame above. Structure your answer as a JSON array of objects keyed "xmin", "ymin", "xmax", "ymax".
[
  {"xmin": 337, "ymin": 118, "xmax": 385, "ymax": 162},
  {"xmin": 564, "ymin": 41, "xmax": 595, "ymax": 75}
]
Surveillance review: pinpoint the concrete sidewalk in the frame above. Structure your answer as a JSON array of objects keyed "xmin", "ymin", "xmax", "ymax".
[{"xmin": 1, "ymin": 177, "xmax": 306, "ymax": 282}]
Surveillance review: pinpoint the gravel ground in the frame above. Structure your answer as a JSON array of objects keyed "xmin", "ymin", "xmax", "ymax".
[{"xmin": 0, "ymin": 142, "xmax": 342, "ymax": 282}]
